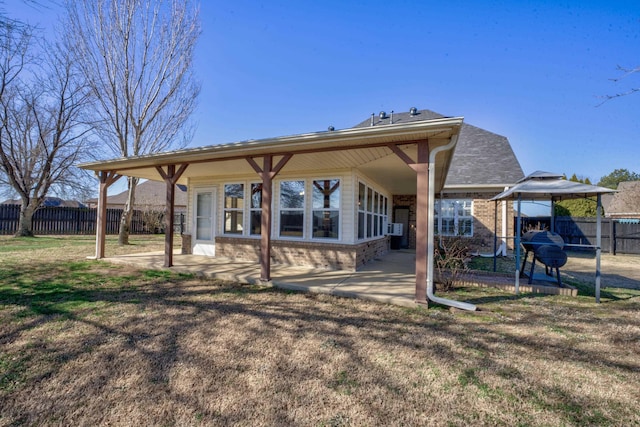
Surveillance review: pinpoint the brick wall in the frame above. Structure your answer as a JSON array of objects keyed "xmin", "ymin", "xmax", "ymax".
[
  {"xmin": 215, "ymin": 236, "xmax": 389, "ymax": 271},
  {"xmin": 355, "ymin": 237, "xmax": 390, "ymax": 268},
  {"xmin": 181, "ymin": 233, "xmax": 192, "ymax": 254},
  {"xmin": 392, "ymin": 195, "xmax": 417, "ymax": 249}
]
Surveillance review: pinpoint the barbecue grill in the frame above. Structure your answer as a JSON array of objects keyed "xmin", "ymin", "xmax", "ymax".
[{"xmin": 519, "ymin": 231, "xmax": 567, "ymax": 286}]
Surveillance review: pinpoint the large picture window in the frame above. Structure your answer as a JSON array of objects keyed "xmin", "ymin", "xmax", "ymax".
[
  {"xmin": 357, "ymin": 181, "xmax": 388, "ymax": 241},
  {"xmin": 223, "ymin": 183, "xmax": 244, "ymax": 234},
  {"xmin": 435, "ymin": 199, "xmax": 473, "ymax": 236},
  {"xmin": 312, "ymin": 179, "xmax": 340, "ymax": 239},
  {"xmin": 279, "ymin": 180, "xmax": 305, "ymax": 238}
]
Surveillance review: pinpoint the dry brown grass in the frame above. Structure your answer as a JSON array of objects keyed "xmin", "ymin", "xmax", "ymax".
[{"xmin": 1, "ymin": 236, "xmax": 639, "ymax": 426}]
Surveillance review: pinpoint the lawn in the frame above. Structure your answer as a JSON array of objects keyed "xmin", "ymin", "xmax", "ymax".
[{"xmin": 1, "ymin": 235, "xmax": 639, "ymax": 426}]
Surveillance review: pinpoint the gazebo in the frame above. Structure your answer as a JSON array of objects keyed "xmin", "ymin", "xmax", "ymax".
[{"xmin": 491, "ymin": 171, "xmax": 616, "ymax": 302}]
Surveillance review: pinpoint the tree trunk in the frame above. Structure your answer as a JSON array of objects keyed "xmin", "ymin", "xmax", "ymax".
[
  {"xmin": 118, "ymin": 177, "xmax": 139, "ymax": 245},
  {"xmin": 16, "ymin": 201, "xmax": 37, "ymax": 237}
]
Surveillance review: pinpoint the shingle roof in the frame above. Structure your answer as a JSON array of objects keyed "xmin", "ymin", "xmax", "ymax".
[
  {"xmin": 88, "ymin": 180, "xmax": 188, "ymax": 208},
  {"xmin": 0, "ymin": 197, "xmax": 86, "ymax": 208},
  {"xmin": 353, "ymin": 108, "xmax": 524, "ymax": 188},
  {"xmin": 606, "ymin": 181, "xmax": 640, "ymax": 218}
]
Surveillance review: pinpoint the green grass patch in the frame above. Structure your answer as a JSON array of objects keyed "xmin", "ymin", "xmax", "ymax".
[{"xmin": 0, "ymin": 353, "xmax": 29, "ymax": 392}]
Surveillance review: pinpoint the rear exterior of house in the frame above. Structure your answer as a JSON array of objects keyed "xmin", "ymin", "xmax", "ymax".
[
  {"xmin": 357, "ymin": 110, "xmax": 525, "ymax": 254},
  {"xmin": 184, "ymin": 169, "xmax": 392, "ymax": 270},
  {"xmin": 180, "ymin": 109, "xmax": 524, "ymax": 270}
]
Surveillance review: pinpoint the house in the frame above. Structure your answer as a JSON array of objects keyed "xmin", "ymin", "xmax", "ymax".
[
  {"xmin": 606, "ymin": 181, "xmax": 640, "ymax": 219},
  {"xmin": 86, "ymin": 179, "xmax": 188, "ymax": 214},
  {"xmin": 1, "ymin": 197, "xmax": 86, "ymax": 208},
  {"xmin": 353, "ymin": 109, "xmax": 523, "ymax": 251},
  {"xmin": 80, "ymin": 107, "xmax": 524, "ymax": 305}
]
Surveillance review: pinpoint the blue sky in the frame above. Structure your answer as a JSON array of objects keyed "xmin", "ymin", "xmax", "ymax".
[{"xmin": 5, "ymin": 0, "xmax": 640, "ymax": 188}]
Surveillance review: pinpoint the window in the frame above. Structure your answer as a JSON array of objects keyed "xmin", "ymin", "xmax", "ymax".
[
  {"xmin": 435, "ymin": 199, "xmax": 473, "ymax": 236},
  {"xmin": 223, "ymin": 183, "xmax": 244, "ymax": 234},
  {"xmin": 356, "ymin": 181, "xmax": 388, "ymax": 241},
  {"xmin": 358, "ymin": 182, "xmax": 366, "ymax": 239},
  {"xmin": 250, "ymin": 183, "xmax": 262, "ymax": 235},
  {"xmin": 279, "ymin": 180, "xmax": 305, "ymax": 238},
  {"xmin": 312, "ymin": 179, "xmax": 340, "ymax": 239}
]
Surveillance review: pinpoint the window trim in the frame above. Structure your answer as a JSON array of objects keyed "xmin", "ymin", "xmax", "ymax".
[
  {"xmin": 222, "ymin": 182, "xmax": 245, "ymax": 235},
  {"xmin": 310, "ymin": 178, "xmax": 341, "ymax": 241},
  {"xmin": 435, "ymin": 198, "xmax": 474, "ymax": 237},
  {"xmin": 249, "ymin": 182, "xmax": 262, "ymax": 236},
  {"xmin": 278, "ymin": 179, "xmax": 307, "ymax": 239},
  {"xmin": 356, "ymin": 179, "xmax": 389, "ymax": 242}
]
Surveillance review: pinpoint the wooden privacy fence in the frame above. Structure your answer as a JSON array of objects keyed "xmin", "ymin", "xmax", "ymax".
[
  {"xmin": 0, "ymin": 205, "xmax": 146, "ymax": 235},
  {"xmin": 519, "ymin": 216, "xmax": 640, "ymax": 255}
]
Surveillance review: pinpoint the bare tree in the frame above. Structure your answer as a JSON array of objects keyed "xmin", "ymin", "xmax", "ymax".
[
  {"xmin": 599, "ymin": 65, "xmax": 640, "ymax": 105},
  {"xmin": 64, "ymin": 0, "xmax": 201, "ymax": 245},
  {"xmin": 0, "ymin": 30, "xmax": 92, "ymax": 236}
]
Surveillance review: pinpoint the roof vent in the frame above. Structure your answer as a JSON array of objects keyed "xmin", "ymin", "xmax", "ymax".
[
  {"xmin": 379, "ymin": 111, "xmax": 387, "ymax": 119},
  {"xmin": 327, "ymin": 126, "xmax": 335, "ymax": 131},
  {"xmin": 409, "ymin": 107, "xmax": 418, "ymax": 116}
]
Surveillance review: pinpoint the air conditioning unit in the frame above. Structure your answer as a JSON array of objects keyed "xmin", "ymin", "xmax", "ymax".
[{"xmin": 387, "ymin": 223, "xmax": 403, "ymax": 236}]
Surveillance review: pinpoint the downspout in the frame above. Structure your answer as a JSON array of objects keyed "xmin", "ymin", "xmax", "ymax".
[{"xmin": 427, "ymin": 135, "xmax": 477, "ymax": 311}]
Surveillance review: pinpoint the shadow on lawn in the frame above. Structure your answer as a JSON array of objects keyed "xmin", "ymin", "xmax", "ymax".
[{"xmin": 1, "ymin": 260, "xmax": 639, "ymax": 425}]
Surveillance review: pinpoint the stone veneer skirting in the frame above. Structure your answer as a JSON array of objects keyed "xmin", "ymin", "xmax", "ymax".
[{"xmin": 215, "ymin": 236, "xmax": 390, "ymax": 271}]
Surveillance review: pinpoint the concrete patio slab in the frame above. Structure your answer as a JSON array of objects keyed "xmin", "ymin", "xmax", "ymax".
[
  {"xmin": 103, "ymin": 249, "xmax": 599, "ymax": 307},
  {"xmin": 104, "ymin": 250, "xmax": 420, "ymax": 307}
]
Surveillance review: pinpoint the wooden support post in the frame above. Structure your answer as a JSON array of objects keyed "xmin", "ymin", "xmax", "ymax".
[
  {"xmin": 246, "ymin": 154, "xmax": 292, "ymax": 281},
  {"xmin": 95, "ymin": 171, "xmax": 121, "ymax": 259},
  {"xmin": 156, "ymin": 164, "xmax": 189, "ymax": 267},
  {"xmin": 388, "ymin": 141, "xmax": 430, "ymax": 305},
  {"xmin": 413, "ymin": 142, "xmax": 430, "ymax": 304}
]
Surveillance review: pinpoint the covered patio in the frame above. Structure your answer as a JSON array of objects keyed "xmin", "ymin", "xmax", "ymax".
[{"xmin": 80, "ymin": 117, "xmax": 473, "ymax": 309}]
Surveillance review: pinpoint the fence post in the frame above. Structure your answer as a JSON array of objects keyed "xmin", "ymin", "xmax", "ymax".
[{"xmin": 610, "ymin": 219, "xmax": 616, "ymax": 255}]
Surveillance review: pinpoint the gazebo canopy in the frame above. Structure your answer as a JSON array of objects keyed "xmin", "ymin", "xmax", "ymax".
[
  {"xmin": 491, "ymin": 171, "xmax": 615, "ymax": 201},
  {"xmin": 489, "ymin": 170, "xmax": 615, "ymax": 303}
]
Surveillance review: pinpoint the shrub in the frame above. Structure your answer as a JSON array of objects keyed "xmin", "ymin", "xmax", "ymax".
[{"xmin": 434, "ymin": 236, "xmax": 470, "ymax": 292}]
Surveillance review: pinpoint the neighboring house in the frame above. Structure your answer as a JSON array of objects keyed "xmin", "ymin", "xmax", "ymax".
[
  {"xmin": 605, "ymin": 181, "xmax": 640, "ymax": 219},
  {"xmin": 354, "ymin": 109, "xmax": 523, "ymax": 251},
  {"xmin": 86, "ymin": 179, "xmax": 187, "ymax": 214},
  {"xmin": 80, "ymin": 108, "xmax": 523, "ymax": 282},
  {"xmin": 1, "ymin": 197, "xmax": 86, "ymax": 208}
]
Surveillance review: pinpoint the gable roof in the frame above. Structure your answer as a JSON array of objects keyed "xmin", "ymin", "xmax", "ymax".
[
  {"xmin": 353, "ymin": 109, "xmax": 524, "ymax": 189},
  {"xmin": 606, "ymin": 181, "xmax": 640, "ymax": 218},
  {"xmin": 88, "ymin": 180, "xmax": 188, "ymax": 208}
]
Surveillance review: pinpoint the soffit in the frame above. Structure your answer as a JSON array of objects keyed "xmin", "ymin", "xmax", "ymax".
[{"xmin": 80, "ymin": 118, "xmax": 462, "ymax": 194}]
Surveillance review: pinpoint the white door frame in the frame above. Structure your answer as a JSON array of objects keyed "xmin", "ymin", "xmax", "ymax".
[{"xmin": 192, "ymin": 187, "xmax": 217, "ymax": 256}]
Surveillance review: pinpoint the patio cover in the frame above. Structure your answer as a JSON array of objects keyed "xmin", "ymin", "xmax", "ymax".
[
  {"xmin": 80, "ymin": 117, "xmax": 465, "ymax": 308},
  {"xmin": 491, "ymin": 171, "xmax": 616, "ymax": 302}
]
